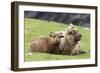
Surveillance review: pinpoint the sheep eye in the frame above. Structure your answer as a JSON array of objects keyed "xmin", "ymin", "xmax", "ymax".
[
  {"xmin": 60, "ymin": 36, "xmax": 64, "ymax": 38},
  {"xmin": 60, "ymin": 32, "xmax": 63, "ymax": 34}
]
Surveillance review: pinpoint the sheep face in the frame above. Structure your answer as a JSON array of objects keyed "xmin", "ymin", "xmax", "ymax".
[
  {"xmin": 67, "ymin": 29, "xmax": 82, "ymax": 43},
  {"xmin": 49, "ymin": 32, "xmax": 64, "ymax": 45}
]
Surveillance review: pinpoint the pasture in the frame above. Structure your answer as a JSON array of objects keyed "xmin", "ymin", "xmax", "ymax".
[{"xmin": 24, "ymin": 18, "xmax": 90, "ymax": 62}]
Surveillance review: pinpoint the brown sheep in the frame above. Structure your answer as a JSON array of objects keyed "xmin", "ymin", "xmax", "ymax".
[{"xmin": 27, "ymin": 32, "xmax": 63, "ymax": 56}]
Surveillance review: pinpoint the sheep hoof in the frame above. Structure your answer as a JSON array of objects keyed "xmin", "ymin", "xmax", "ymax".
[
  {"xmin": 71, "ymin": 53, "xmax": 79, "ymax": 55},
  {"xmin": 80, "ymin": 51, "xmax": 86, "ymax": 54}
]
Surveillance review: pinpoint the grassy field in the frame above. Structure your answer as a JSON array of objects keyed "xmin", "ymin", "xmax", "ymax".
[{"xmin": 24, "ymin": 18, "xmax": 90, "ymax": 62}]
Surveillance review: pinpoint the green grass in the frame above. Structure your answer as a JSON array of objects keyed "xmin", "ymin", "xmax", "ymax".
[{"xmin": 24, "ymin": 18, "xmax": 90, "ymax": 62}]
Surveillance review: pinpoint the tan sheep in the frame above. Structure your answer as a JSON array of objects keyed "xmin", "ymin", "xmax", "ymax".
[{"xmin": 58, "ymin": 24, "xmax": 86, "ymax": 55}]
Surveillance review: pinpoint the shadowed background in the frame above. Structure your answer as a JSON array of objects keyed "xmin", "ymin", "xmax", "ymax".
[{"xmin": 24, "ymin": 11, "xmax": 90, "ymax": 28}]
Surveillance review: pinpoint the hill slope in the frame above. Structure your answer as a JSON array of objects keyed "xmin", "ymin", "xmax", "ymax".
[{"xmin": 24, "ymin": 18, "xmax": 90, "ymax": 62}]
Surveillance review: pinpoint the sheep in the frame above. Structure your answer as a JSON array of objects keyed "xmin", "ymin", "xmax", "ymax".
[
  {"xmin": 56, "ymin": 24, "xmax": 86, "ymax": 55},
  {"xmin": 27, "ymin": 32, "xmax": 64, "ymax": 56}
]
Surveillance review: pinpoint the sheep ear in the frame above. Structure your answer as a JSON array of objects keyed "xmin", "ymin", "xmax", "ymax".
[
  {"xmin": 49, "ymin": 34, "xmax": 52, "ymax": 37},
  {"xmin": 50, "ymin": 32, "xmax": 54, "ymax": 34},
  {"xmin": 49, "ymin": 32, "xmax": 54, "ymax": 37}
]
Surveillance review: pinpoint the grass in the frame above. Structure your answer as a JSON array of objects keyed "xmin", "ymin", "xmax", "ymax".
[{"xmin": 24, "ymin": 18, "xmax": 90, "ymax": 62}]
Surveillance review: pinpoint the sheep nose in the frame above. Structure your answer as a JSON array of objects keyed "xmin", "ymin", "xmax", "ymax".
[{"xmin": 75, "ymin": 33, "xmax": 82, "ymax": 41}]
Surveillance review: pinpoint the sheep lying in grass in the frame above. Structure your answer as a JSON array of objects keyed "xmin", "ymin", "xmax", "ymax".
[
  {"xmin": 27, "ymin": 32, "xmax": 64, "ymax": 56},
  {"xmin": 56, "ymin": 24, "xmax": 86, "ymax": 55}
]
